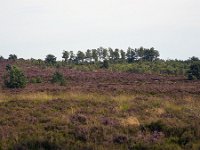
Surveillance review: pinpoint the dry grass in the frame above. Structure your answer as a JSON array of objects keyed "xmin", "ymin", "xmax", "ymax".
[
  {"xmin": 121, "ymin": 117, "xmax": 140, "ymax": 126},
  {"xmin": 0, "ymin": 92, "xmax": 135, "ymax": 103}
]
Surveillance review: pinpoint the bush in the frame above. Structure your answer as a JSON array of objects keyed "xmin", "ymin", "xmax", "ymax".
[
  {"xmin": 3, "ymin": 65, "xmax": 27, "ymax": 88},
  {"xmin": 188, "ymin": 62, "xmax": 200, "ymax": 80},
  {"xmin": 51, "ymin": 72, "xmax": 66, "ymax": 86}
]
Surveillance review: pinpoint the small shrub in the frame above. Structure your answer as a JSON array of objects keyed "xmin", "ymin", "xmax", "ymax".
[
  {"xmin": 3, "ymin": 65, "xmax": 27, "ymax": 88},
  {"xmin": 51, "ymin": 72, "xmax": 66, "ymax": 86}
]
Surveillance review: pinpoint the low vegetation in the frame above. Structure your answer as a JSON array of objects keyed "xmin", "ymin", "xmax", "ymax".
[
  {"xmin": 51, "ymin": 72, "xmax": 66, "ymax": 86},
  {"xmin": 0, "ymin": 49, "xmax": 200, "ymax": 149},
  {"xmin": 188, "ymin": 62, "xmax": 200, "ymax": 80},
  {"xmin": 3, "ymin": 65, "xmax": 27, "ymax": 88},
  {"xmin": 0, "ymin": 92, "xmax": 200, "ymax": 149}
]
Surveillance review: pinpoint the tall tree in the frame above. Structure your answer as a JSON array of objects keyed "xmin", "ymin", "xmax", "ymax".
[
  {"xmin": 8, "ymin": 54, "xmax": 17, "ymax": 61},
  {"xmin": 97, "ymin": 47, "xmax": 104, "ymax": 61},
  {"xmin": 69, "ymin": 51, "xmax": 75, "ymax": 63},
  {"xmin": 102, "ymin": 48, "xmax": 108, "ymax": 60},
  {"xmin": 77, "ymin": 51, "xmax": 85, "ymax": 63},
  {"xmin": 45, "ymin": 54, "xmax": 57, "ymax": 65},
  {"xmin": 143, "ymin": 47, "xmax": 159, "ymax": 61},
  {"xmin": 120, "ymin": 50, "xmax": 126, "ymax": 61},
  {"xmin": 62, "ymin": 50, "xmax": 69, "ymax": 62},
  {"xmin": 113, "ymin": 49, "xmax": 120, "ymax": 61},
  {"xmin": 85, "ymin": 49, "xmax": 92, "ymax": 62},
  {"xmin": 189, "ymin": 56, "xmax": 199, "ymax": 62},
  {"xmin": 108, "ymin": 48, "xmax": 114, "ymax": 61},
  {"xmin": 126, "ymin": 47, "xmax": 136, "ymax": 62},
  {"xmin": 136, "ymin": 47, "xmax": 145, "ymax": 60},
  {"xmin": 188, "ymin": 62, "xmax": 200, "ymax": 80},
  {"xmin": 126, "ymin": 47, "xmax": 132, "ymax": 61},
  {"xmin": 92, "ymin": 49, "xmax": 98, "ymax": 62}
]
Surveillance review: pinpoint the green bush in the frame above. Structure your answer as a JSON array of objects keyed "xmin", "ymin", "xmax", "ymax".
[
  {"xmin": 51, "ymin": 72, "xmax": 66, "ymax": 86},
  {"xmin": 188, "ymin": 62, "xmax": 200, "ymax": 80},
  {"xmin": 3, "ymin": 65, "xmax": 27, "ymax": 88}
]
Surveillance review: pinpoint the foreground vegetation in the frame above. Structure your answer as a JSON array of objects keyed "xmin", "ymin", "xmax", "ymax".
[
  {"xmin": 0, "ymin": 49, "xmax": 200, "ymax": 149},
  {"xmin": 0, "ymin": 62, "xmax": 199, "ymax": 149},
  {"xmin": 0, "ymin": 92, "xmax": 200, "ymax": 150}
]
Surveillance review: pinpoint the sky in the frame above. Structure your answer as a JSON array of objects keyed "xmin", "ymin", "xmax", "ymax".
[{"xmin": 0, "ymin": 0, "xmax": 200, "ymax": 60}]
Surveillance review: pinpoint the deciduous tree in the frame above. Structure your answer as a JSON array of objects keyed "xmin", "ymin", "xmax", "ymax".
[
  {"xmin": 8, "ymin": 54, "xmax": 17, "ymax": 61},
  {"xmin": 45, "ymin": 54, "xmax": 57, "ymax": 65},
  {"xmin": 62, "ymin": 50, "xmax": 69, "ymax": 62}
]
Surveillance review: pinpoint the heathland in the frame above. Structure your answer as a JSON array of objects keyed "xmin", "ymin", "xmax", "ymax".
[{"xmin": 0, "ymin": 48, "xmax": 200, "ymax": 150}]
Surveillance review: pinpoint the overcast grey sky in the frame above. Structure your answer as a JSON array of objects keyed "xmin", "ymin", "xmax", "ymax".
[{"xmin": 0, "ymin": 0, "xmax": 200, "ymax": 60}]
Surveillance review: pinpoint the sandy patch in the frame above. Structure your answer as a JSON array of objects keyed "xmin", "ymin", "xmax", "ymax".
[
  {"xmin": 155, "ymin": 108, "xmax": 165, "ymax": 115},
  {"xmin": 121, "ymin": 117, "xmax": 140, "ymax": 126}
]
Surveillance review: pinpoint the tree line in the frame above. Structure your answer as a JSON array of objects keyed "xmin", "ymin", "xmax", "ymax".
[
  {"xmin": 0, "ymin": 47, "xmax": 160, "ymax": 64},
  {"xmin": 60, "ymin": 47, "xmax": 160, "ymax": 64},
  {"xmin": 1, "ymin": 48, "xmax": 199, "ymax": 65},
  {"xmin": 0, "ymin": 47, "xmax": 160, "ymax": 66}
]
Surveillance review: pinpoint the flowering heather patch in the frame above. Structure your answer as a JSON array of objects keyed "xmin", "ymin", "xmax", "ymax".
[
  {"xmin": 0, "ymin": 60, "xmax": 200, "ymax": 149},
  {"xmin": 0, "ymin": 60, "xmax": 200, "ymax": 96}
]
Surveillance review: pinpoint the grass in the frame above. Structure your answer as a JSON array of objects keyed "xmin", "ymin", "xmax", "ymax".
[{"xmin": 0, "ymin": 92, "xmax": 135, "ymax": 103}]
